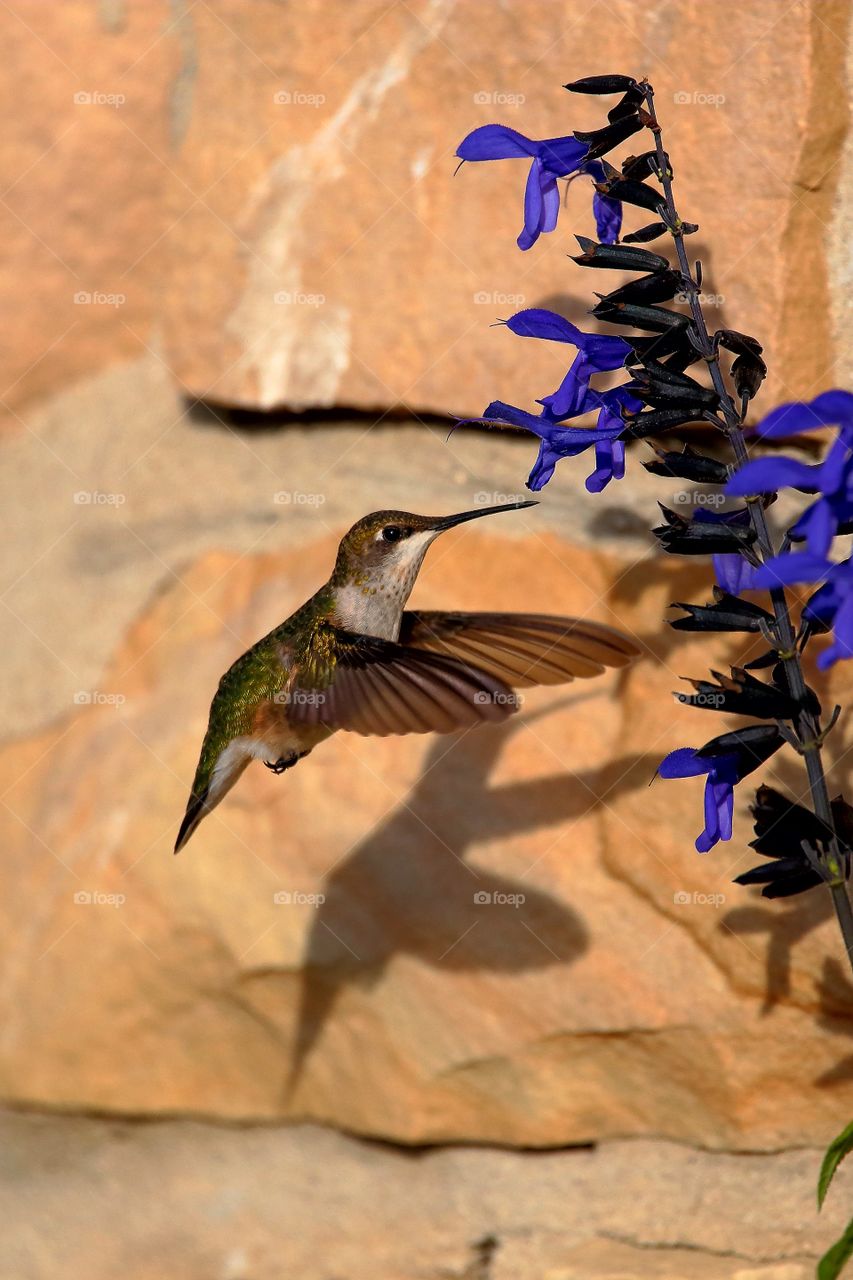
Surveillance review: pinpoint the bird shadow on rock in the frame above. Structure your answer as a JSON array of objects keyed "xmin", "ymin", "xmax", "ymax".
[{"xmin": 276, "ymin": 693, "xmax": 659, "ymax": 1093}]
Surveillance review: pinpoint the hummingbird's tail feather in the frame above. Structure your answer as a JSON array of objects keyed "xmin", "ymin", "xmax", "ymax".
[
  {"xmin": 174, "ymin": 789, "xmax": 209, "ymax": 854},
  {"xmin": 174, "ymin": 743, "xmax": 252, "ymax": 853}
]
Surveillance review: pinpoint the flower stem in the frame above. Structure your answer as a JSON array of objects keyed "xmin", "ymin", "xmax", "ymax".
[{"xmin": 642, "ymin": 84, "xmax": 853, "ymax": 971}]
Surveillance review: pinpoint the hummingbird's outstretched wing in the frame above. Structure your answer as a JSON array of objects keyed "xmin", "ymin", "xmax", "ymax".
[
  {"xmin": 287, "ymin": 625, "xmax": 518, "ymax": 736},
  {"xmin": 399, "ymin": 611, "xmax": 639, "ymax": 686}
]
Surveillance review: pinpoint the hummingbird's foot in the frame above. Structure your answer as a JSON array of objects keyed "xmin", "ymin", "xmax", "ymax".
[{"xmin": 265, "ymin": 751, "xmax": 302, "ymax": 775}]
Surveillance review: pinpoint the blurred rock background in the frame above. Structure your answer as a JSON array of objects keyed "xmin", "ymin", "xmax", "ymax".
[{"xmin": 2, "ymin": 1, "xmax": 853, "ymax": 1277}]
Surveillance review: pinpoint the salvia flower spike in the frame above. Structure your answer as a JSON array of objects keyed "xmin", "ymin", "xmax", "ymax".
[{"xmin": 455, "ymin": 73, "xmax": 853, "ymax": 967}]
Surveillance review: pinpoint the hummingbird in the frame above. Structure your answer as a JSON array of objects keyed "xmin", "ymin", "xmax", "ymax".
[{"xmin": 174, "ymin": 500, "xmax": 638, "ymax": 852}]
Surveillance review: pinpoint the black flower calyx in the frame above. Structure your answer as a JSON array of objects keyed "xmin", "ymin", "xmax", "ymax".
[
  {"xmin": 715, "ymin": 329, "xmax": 763, "ymax": 358},
  {"xmin": 626, "ymin": 362, "xmax": 719, "ymax": 409},
  {"xmin": 571, "ymin": 236, "xmax": 670, "ymax": 272},
  {"xmin": 653, "ymin": 505, "xmax": 757, "ymax": 555},
  {"xmin": 675, "ymin": 667, "xmax": 802, "ymax": 719},
  {"xmin": 621, "ymin": 408, "xmax": 710, "ymax": 440},
  {"xmin": 592, "ymin": 300, "xmax": 689, "ymax": 333},
  {"xmin": 733, "ymin": 785, "xmax": 835, "ymax": 898},
  {"xmin": 696, "ymin": 723, "xmax": 784, "ymax": 766},
  {"xmin": 574, "ymin": 115, "xmax": 643, "ymax": 159},
  {"xmin": 622, "ymin": 221, "xmax": 669, "ymax": 243},
  {"xmin": 597, "ymin": 270, "xmax": 682, "ymax": 307},
  {"xmin": 627, "ymin": 329, "xmax": 696, "ymax": 362},
  {"xmin": 643, "ymin": 444, "xmax": 729, "ymax": 484},
  {"xmin": 732, "ymin": 350, "xmax": 768, "ymax": 402},
  {"xmin": 622, "ymin": 151, "xmax": 667, "ymax": 181},
  {"xmin": 669, "ymin": 590, "xmax": 774, "ymax": 634},
  {"xmin": 608, "ymin": 84, "xmax": 647, "ymax": 121},
  {"xmin": 564, "ymin": 74, "xmax": 640, "ymax": 95},
  {"xmin": 593, "ymin": 175, "xmax": 666, "ymax": 214}
]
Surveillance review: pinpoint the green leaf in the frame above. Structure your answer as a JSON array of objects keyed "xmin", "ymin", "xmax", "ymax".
[
  {"xmin": 819, "ymin": 1123, "xmax": 853, "ymax": 1208},
  {"xmin": 818, "ymin": 1216, "xmax": 853, "ymax": 1280}
]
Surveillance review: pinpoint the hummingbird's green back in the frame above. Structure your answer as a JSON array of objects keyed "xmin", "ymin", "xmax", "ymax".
[{"xmin": 189, "ymin": 585, "xmax": 337, "ymax": 801}]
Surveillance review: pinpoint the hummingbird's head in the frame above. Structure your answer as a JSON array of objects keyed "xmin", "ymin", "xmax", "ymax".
[{"xmin": 330, "ymin": 500, "xmax": 538, "ymax": 619}]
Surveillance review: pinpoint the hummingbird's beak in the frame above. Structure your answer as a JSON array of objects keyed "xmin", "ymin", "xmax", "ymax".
[{"xmin": 430, "ymin": 499, "xmax": 538, "ymax": 533}]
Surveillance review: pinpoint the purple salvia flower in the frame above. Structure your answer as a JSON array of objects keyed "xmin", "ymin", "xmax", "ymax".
[
  {"xmin": 583, "ymin": 159, "xmax": 623, "ymax": 244},
  {"xmin": 455, "ymin": 307, "xmax": 638, "ymax": 490},
  {"xmin": 658, "ymin": 747, "xmax": 738, "ymax": 852},
  {"xmin": 503, "ymin": 308, "xmax": 630, "ymax": 418},
  {"xmin": 678, "ymin": 506, "xmax": 760, "ymax": 596},
  {"xmin": 751, "ymin": 390, "xmax": 853, "ymax": 440},
  {"xmin": 803, "ymin": 558, "xmax": 853, "ymax": 669},
  {"xmin": 713, "ymin": 553, "xmax": 759, "ymax": 597},
  {"xmin": 659, "ymin": 727, "xmax": 783, "ymax": 853},
  {"xmin": 456, "ymin": 126, "xmax": 622, "ymax": 249},
  {"xmin": 465, "ymin": 388, "xmax": 637, "ymax": 493},
  {"xmin": 726, "ymin": 390, "xmax": 853, "ymax": 587}
]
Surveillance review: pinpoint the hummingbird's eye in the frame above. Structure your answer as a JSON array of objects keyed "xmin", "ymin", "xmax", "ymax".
[{"xmin": 381, "ymin": 525, "xmax": 405, "ymax": 543}]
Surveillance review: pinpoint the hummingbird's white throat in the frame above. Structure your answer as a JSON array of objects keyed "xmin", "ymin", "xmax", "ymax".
[{"xmin": 332, "ymin": 528, "xmax": 438, "ymax": 640}]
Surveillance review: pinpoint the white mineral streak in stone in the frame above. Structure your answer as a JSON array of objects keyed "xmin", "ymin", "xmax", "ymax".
[{"xmin": 225, "ymin": 0, "xmax": 456, "ymax": 409}]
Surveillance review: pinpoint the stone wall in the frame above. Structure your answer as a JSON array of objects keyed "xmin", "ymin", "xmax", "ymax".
[
  {"xmin": 2, "ymin": 1, "xmax": 850, "ymax": 418},
  {"xmin": 3, "ymin": 2, "xmax": 853, "ymax": 1275}
]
